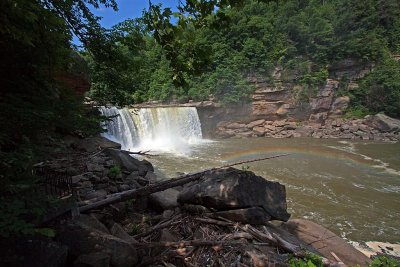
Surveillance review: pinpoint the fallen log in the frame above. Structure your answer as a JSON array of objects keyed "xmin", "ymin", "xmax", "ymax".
[{"xmin": 79, "ymin": 153, "xmax": 289, "ymax": 213}]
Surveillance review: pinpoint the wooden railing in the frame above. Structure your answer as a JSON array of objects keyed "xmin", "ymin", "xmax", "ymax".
[{"xmin": 33, "ymin": 167, "xmax": 74, "ymax": 199}]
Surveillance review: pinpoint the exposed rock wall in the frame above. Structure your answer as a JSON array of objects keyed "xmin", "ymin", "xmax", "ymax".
[
  {"xmin": 249, "ymin": 59, "xmax": 373, "ymax": 124},
  {"xmin": 215, "ymin": 114, "xmax": 400, "ymax": 141},
  {"xmin": 201, "ymin": 59, "xmax": 400, "ymax": 141}
]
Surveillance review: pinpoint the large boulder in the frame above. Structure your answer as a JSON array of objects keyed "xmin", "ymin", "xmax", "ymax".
[
  {"xmin": 104, "ymin": 148, "xmax": 153, "ymax": 175},
  {"xmin": 282, "ymin": 219, "xmax": 371, "ymax": 266},
  {"xmin": 365, "ymin": 113, "xmax": 400, "ymax": 132},
  {"xmin": 57, "ymin": 216, "xmax": 138, "ymax": 267},
  {"xmin": 110, "ymin": 223, "xmax": 137, "ymax": 244},
  {"xmin": 178, "ymin": 168, "xmax": 290, "ymax": 221},
  {"xmin": 149, "ymin": 188, "xmax": 180, "ymax": 211},
  {"xmin": 77, "ymin": 214, "xmax": 110, "ymax": 234}
]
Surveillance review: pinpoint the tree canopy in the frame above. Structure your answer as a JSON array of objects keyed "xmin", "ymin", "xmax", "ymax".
[{"xmin": 85, "ymin": 0, "xmax": 400, "ymax": 116}]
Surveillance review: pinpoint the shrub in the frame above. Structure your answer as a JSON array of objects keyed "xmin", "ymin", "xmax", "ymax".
[{"xmin": 108, "ymin": 165, "xmax": 121, "ymax": 179}]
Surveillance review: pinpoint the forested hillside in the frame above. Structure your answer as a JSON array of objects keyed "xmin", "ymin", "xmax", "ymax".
[{"xmin": 87, "ymin": 0, "xmax": 400, "ymax": 117}]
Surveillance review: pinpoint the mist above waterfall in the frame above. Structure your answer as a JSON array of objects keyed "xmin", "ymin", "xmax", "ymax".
[{"xmin": 100, "ymin": 106, "xmax": 204, "ymax": 155}]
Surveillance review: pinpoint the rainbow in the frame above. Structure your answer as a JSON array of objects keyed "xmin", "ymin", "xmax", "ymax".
[{"xmin": 221, "ymin": 145, "xmax": 377, "ymax": 167}]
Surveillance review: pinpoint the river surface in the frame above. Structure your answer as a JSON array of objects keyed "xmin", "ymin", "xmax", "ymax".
[{"xmin": 145, "ymin": 138, "xmax": 400, "ymax": 243}]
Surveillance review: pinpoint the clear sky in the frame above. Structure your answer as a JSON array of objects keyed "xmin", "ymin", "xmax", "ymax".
[{"xmin": 92, "ymin": 0, "xmax": 179, "ymax": 28}]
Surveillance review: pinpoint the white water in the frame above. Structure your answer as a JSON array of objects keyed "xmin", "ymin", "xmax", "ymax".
[
  {"xmin": 100, "ymin": 106, "xmax": 204, "ymax": 154},
  {"xmin": 99, "ymin": 106, "xmax": 139, "ymax": 150}
]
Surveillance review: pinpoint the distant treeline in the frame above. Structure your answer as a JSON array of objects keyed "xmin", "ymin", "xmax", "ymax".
[{"xmin": 86, "ymin": 0, "xmax": 400, "ymax": 118}]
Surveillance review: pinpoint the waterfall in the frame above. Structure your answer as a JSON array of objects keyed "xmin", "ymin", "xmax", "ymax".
[
  {"xmin": 99, "ymin": 106, "xmax": 139, "ymax": 150},
  {"xmin": 100, "ymin": 106, "xmax": 203, "ymax": 154}
]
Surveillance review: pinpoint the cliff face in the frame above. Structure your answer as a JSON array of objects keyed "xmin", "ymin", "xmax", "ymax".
[
  {"xmin": 201, "ymin": 59, "xmax": 399, "ymax": 141},
  {"xmin": 248, "ymin": 59, "xmax": 374, "ymax": 124},
  {"xmin": 249, "ymin": 66, "xmax": 308, "ymax": 121}
]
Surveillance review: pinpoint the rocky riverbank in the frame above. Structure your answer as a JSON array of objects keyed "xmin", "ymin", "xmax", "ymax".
[
  {"xmin": 2, "ymin": 135, "xmax": 398, "ymax": 267},
  {"xmin": 215, "ymin": 113, "xmax": 400, "ymax": 142}
]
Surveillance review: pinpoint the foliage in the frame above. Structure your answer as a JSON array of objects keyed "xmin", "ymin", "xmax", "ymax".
[
  {"xmin": 288, "ymin": 252, "xmax": 323, "ymax": 267},
  {"xmin": 241, "ymin": 165, "xmax": 250, "ymax": 171},
  {"xmin": 0, "ymin": 0, "xmax": 113, "ymax": 238},
  {"xmin": 130, "ymin": 224, "xmax": 142, "ymax": 235},
  {"xmin": 350, "ymin": 59, "xmax": 400, "ymax": 117},
  {"xmin": 86, "ymin": 0, "xmax": 400, "ymax": 110},
  {"xmin": 0, "ymin": 194, "xmax": 58, "ymax": 238},
  {"xmin": 344, "ymin": 106, "xmax": 370, "ymax": 119},
  {"xmin": 124, "ymin": 199, "xmax": 136, "ymax": 212},
  {"xmin": 107, "ymin": 165, "xmax": 121, "ymax": 179},
  {"xmin": 370, "ymin": 256, "xmax": 400, "ymax": 267}
]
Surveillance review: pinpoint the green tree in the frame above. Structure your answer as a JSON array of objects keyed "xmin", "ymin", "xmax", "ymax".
[
  {"xmin": 0, "ymin": 0, "xmax": 116, "ymax": 237},
  {"xmin": 351, "ymin": 59, "xmax": 400, "ymax": 117}
]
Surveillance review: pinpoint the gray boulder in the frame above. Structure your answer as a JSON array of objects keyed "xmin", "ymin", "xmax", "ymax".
[
  {"xmin": 76, "ymin": 214, "xmax": 110, "ymax": 234},
  {"xmin": 57, "ymin": 216, "xmax": 137, "ymax": 267},
  {"xmin": 366, "ymin": 113, "xmax": 400, "ymax": 132},
  {"xmin": 110, "ymin": 223, "xmax": 137, "ymax": 244},
  {"xmin": 149, "ymin": 188, "xmax": 180, "ymax": 211},
  {"xmin": 144, "ymin": 171, "xmax": 157, "ymax": 183},
  {"xmin": 104, "ymin": 148, "xmax": 153, "ymax": 175},
  {"xmin": 178, "ymin": 168, "xmax": 290, "ymax": 221}
]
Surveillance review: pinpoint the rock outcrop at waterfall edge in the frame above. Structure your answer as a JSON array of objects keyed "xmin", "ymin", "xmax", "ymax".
[{"xmin": 177, "ymin": 167, "xmax": 291, "ymax": 222}]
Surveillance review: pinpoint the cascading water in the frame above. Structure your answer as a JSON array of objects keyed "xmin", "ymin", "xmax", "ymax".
[
  {"xmin": 100, "ymin": 106, "xmax": 204, "ymax": 154},
  {"xmin": 99, "ymin": 106, "xmax": 139, "ymax": 150}
]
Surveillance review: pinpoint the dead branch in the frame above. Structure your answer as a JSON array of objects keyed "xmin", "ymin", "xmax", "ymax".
[
  {"xmin": 194, "ymin": 217, "xmax": 234, "ymax": 226},
  {"xmin": 89, "ymin": 148, "xmax": 156, "ymax": 159},
  {"xmin": 133, "ymin": 217, "xmax": 182, "ymax": 239},
  {"xmin": 136, "ymin": 239, "xmax": 245, "ymax": 248},
  {"xmin": 223, "ymin": 220, "xmax": 345, "ymax": 267},
  {"xmin": 124, "ymin": 150, "xmax": 157, "ymax": 157},
  {"xmin": 226, "ymin": 232, "xmax": 254, "ymax": 240},
  {"xmin": 219, "ymin": 153, "xmax": 290, "ymax": 169}
]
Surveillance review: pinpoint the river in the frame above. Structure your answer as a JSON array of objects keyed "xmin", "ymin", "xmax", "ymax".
[
  {"xmin": 146, "ymin": 137, "xmax": 400, "ymax": 243},
  {"xmin": 100, "ymin": 106, "xmax": 399, "ymax": 244}
]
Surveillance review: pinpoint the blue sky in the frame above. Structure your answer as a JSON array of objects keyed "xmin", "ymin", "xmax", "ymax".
[{"xmin": 92, "ymin": 0, "xmax": 178, "ymax": 28}]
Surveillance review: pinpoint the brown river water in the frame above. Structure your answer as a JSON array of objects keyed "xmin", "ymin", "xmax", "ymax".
[{"xmin": 146, "ymin": 138, "xmax": 400, "ymax": 243}]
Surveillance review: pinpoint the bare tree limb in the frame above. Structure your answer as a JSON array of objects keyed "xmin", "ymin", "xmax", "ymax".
[{"xmin": 136, "ymin": 239, "xmax": 245, "ymax": 248}]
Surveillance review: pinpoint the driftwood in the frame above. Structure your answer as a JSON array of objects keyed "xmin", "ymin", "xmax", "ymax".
[
  {"xmin": 204, "ymin": 217, "xmax": 345, "ymax": 267},
  {"xmin": 124, "ymin": 150, "xmax": 156, "ymax": 157},
  {"xmin": 133, "ymin": 215, "xmax": 182, "ymax": 239},
  {"xmin": 134, "ymin": 215, "xmax": 344, "ymax": 267},
  {"xmin": 89, "ymin": 148, "xmax": 155, "ymax": 160},
  {"xmin": 136, "ymin": 239, "xmax": 245, "ymax": 248},
  {"xmin": 194, "ymin": 217, "xmax": 234, "ymax": 226},
  {"xmin": 79, "ymin": 153, "xmax": 289, "ymax": 213},
  {"xmin": 242, "ymin": 224, "xmax": 344, "ymax": 267}
]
